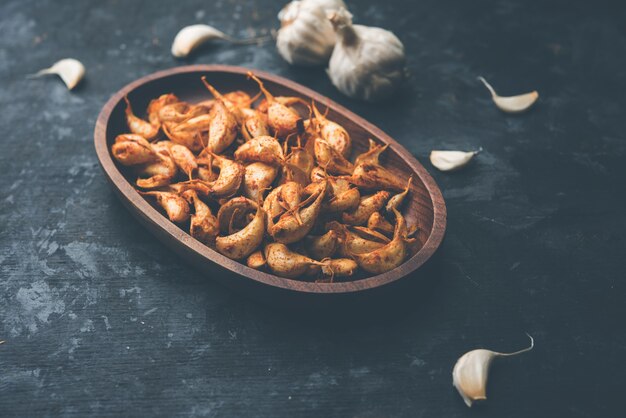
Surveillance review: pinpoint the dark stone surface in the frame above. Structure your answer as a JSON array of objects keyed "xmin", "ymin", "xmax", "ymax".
[{"xmin": 1, "ymin": 0, "xmax": 624, "ymax": 416}]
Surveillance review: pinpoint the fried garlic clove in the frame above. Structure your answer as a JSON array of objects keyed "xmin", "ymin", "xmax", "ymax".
[
  {"xmin": 135, "ymin": 155, "xmax": 178, "ymax": 189},
  {"xmin": 158, "ymin": 102, "xmax": 205, "ymax": 124},
  {"xmin": 304, "ymin": 230, "xmax": 339, "ymax": 260},
  {"xmin": 264, "ymin": 243, "xmax": 323, "ymax": 278},
  {"xmin": 247, "ymin": 250, "xmax": 267, "ymax": 269},
  {"xmin": 141, "ymin": 191, "xmax": 190, "ymax": 223},
  {"xmin": 242, "ymin": 162, "xmax": 279, "ymax": 201},
  {"xmin": 279, "ymin": 181, "xmax": 304, "ymax": 223},
  {"xmin": 205, "ymin": 154, "xmax": 244, "ymax": 197},
  {"xmin": 215, "ymin": 204, "xmax": 266, "ymax": 260},
  {"xmin": 172, "ymin": 113, "xmax": 213, "ymax": 133},
  {"xmin": 182, "ymin": 190, "xmax": 219, "ymax": 244},
  {"xmin": 30, "ymin": 58, "xmax": 85, "ymax": 90},
  {"xmin": 200, "ymin": 78, "xmax": 240, "ymax": 153},
  {"xmin": 111, "ymin": 134, "xmax": 158, "ymax": 166},
  {"xmin": 350, "ymin": 226, "xmax": 392, "ymax": 244},
  {"xmin": 169, "ymin": 144, "xmax": 198, "ymax": 179},
  {"xmin": 281, "ymin": 163, "xmax": 310, "ymax": 188},
  {"xmin": 241, "ymin": 108, "xmax": 270, "ymax": 141},
  {"xmin": 351, "ymin": 162, "xmax": 406, "ymax": 191},
  {"xmin": 263, "ymin": 186, "xmax": 286, "ymax": 233},
  {"xmin": 351, "ymin": 207, "xmax": 408, "ymax": 274},
  {"xmin": 216, "ymin": 197, "xmax": 257, "ymax": 235},
  {"xmin": 386, "ymin": 176, "xmax": 412, "ymax": 212},
  {"xmin": 313, "ymin": 138, "xmax": 354, "ymax": 175},
  {"xmin": 367, "ymin": 212, "xmax": 394, "ymax": 236},
  {"xmin": 270, "ymin": 181, "xmax": 327, "ymax": 244},
  {"xmin": 322, "ymin": 176, "xmax": 360, "ymax": 213},
  {"xmin": 248, "ymin": 72, "xmax": 303, "ymax": 137},
  {"xmin": 320, "ymin": 258, "xmax": 358, "ymax": 278},
  {"xmin": 234, "ymin": 135, "xmax": 284, "ymax": 166},
  {"xmin": 124, "ymin": 97, "xmax": 159, "ymax": 140},
  {"xmin": 311, "ymin": 102, "xmax": 351, "ymax": 158},
  {"xmin": 162, "ymin": 123, "xmax": 204, "ymax": 152},
  {"xmin": 354, "ymin": 140, "xmax": 388, "ymax": 166},
  {"xmin": 477, "ymin": 76, "xmax": 538, "ymax": 113},
  {"xmin": 285, "ymin": 136, "xmax": 316, "ymax": 178},
  {"xmin": 147, "ymin": 93, "xmax": 179, "ymax": 127},
  {"xmin": 342, "ymin": 191, "xmax": 390, "ymax": 225}
]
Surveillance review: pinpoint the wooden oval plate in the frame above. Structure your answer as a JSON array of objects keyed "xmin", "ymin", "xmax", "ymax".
[{"xmin": 94, "ymin": 65, "xmax": 446, "ymax": 308}]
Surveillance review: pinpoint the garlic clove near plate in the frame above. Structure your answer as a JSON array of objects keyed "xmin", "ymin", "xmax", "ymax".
[
  {"xmin": 452, "ymin": 334, "xmax": 534, "ymax": 407},
  {"xmin": 429, "ymin": 149, "xmax": 481, "ymax": 172},
  {"xmin": 478, "ymin": 76, "xmax": 539, "ymax": 113},
  {"xmin": 30, "ymin": 58, "xmax": 85, "ymax": 90},
  {"xmin": 171, "ymin": 24, "xmax": 267, "ymax": 58}
]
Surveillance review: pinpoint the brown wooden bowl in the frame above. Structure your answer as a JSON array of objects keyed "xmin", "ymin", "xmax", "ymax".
[{"xmin": 94, "ymin": 65, "xmax": 446, "ymax": 310}]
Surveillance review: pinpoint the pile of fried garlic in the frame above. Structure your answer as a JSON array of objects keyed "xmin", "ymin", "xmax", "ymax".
[{"xmin": 111, "ymin": 72, "xmax": 417, "ymax": 281}]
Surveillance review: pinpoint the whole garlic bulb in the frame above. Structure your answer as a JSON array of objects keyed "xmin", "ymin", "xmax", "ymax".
[
  {"xmin": 276, "ymin": 0, "xmax": 345, "ymax": 66},
  {"xmin": 327, "ymin": 8, "xmax": 406, "ymax": 101}
]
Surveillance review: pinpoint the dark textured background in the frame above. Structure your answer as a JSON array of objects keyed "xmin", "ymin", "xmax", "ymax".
[{"xmin": 1, "ymin": 0, "xmax": 625, "ymax": 416}]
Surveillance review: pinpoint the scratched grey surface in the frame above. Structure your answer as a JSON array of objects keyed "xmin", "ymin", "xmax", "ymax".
[{"xmin": 1, "ymin": 0, "xmax": 625, "ymax": 416}]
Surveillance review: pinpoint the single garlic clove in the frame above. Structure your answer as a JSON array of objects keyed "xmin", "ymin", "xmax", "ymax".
[
  {"xmin": 452, "ymin": 349, "xmax": 495, "ymax": 407},
  {"xmin": 171, "ymin": 24, "xmax": 228, "ymax": 57},
  {"xmin": 429, "ymin": 149, "xmax": 481, "ymax": 172},
  {"xmin": 30, "ymin": 58, "xmax": 85, "ymax": 90},
  {"xmin": 478, "ymin": 76, "xmax": 539, "ymax": 113},
  {"xmin": 452, "ymin": 334, "xmax": 534, "ymax": 407},
  {"xmin": 171, "ymin": 24, "xmax": 267, "ymax": 58}
]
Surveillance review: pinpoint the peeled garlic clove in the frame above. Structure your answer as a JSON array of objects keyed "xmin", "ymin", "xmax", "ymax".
[
  {"xmin": 276, "ymin": 0, "xmax": 341, "ymax": 66},
  {"xmin": 171, "ymin": 24, "xmax": 265, "ymax": 58},
  {"xmin": 270, "ymin": 181, "xmax": 327, "ymax": 244},
  {"xmin": 453, "ymin": 334, "xmax": 534, "ymax": 407},
  {"xmin": 140, "ymin": 191, "xmax": 190, "ymax": 223},
  {"xmin": 304, "ymin": 230, "xmax": 339, "ymax": 260},
  {"xmin": 478, "ymin": 76, "xmax": 539, "ymax": 113},
  {"xmin": 31, "ymin": 58, "xmax": 85, "ymax": 90},
  {"xmin": 342, "ymin": 191, "xmax": 390, "ymax": 226},
  {"xmin": 327, "ymin": 8, "xmax": 406, "ymax": 101},
  {"xmin": 429, "ymin": 149, "xmax": 481, "ymax": 172}
]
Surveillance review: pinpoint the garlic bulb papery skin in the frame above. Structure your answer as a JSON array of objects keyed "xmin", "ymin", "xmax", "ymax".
[
  {"xmin": 31, "ymin": 58, "xmax": 85, "ymax": 90},
  {"xmin": 452, "ymin": 335, "xmax": 534, "ymax": 407},
  {"xmin": 276, "ymin": 0, "xmax": 339, "ymax": 66},
  {"xmin": 327, "ymin": 8, "xmax": 406, "ymax": 102}
]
